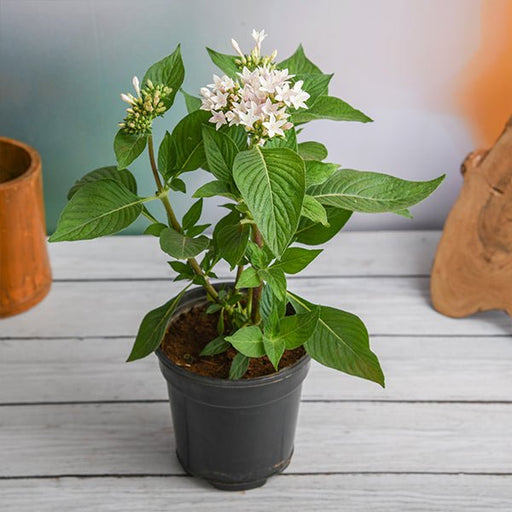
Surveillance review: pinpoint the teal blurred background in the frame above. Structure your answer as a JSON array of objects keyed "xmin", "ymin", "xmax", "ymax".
[{"xmin": 1, "ymin": 0, "xmax": 480, "ymax": 234}]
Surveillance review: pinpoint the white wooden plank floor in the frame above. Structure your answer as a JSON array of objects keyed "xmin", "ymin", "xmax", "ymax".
[{"xmin": 1, "ymin": 231, "xmax": 511, "ymax": 511}]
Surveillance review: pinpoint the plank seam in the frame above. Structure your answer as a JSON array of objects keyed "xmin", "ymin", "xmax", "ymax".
[
  {"xmin": 2, "ymin": 334, "xmax": 512, "ymax": 341},
  {"xmin": 1, "ymin": 399, "xmax": 511, "ymax": 407},
  {"xmin": 1, "ymin": 471, "xmax": 512, "ymax": 481},
  {"xmin": 51, "ymin": 274, "xmax": 430, "ymax": 283}
]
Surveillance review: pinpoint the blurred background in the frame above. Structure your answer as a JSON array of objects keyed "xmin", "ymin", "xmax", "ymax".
[{"xmin": 1, "ymin": 0, "xmax": 511, "ymax": 234}]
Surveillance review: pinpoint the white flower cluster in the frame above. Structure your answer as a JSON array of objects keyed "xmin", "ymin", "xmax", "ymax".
[{"xmin": 200, "ymin": 31, "xmax": 310, "ymax": 144}]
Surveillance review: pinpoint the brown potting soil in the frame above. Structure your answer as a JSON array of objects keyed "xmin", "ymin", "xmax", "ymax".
[{"xmin": 160, "ymin": 302, "xmax": 305, "ymax": 379}]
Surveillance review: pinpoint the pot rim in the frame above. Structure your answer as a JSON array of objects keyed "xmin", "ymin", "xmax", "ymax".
[
  {"xmin": 156, "ymin": 347, "xmax": 311, "ymax": 388},
  {"xmin": 0, "ymin": 137, "xmax": 41, "ymax": 190},
  {"xmin": 155, "ymin": 281, "xmax": 311, "ymax": 388}
]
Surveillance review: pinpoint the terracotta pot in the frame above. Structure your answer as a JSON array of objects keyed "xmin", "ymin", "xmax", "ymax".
[{"xmin": 0, "ymin": 137, "xmax": 51, "ymax": 318}]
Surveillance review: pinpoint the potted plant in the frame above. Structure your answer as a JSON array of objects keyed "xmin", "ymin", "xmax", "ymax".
[{"xmin": 50, "ymin": 30, "xmax": 443, "ymax": 490}]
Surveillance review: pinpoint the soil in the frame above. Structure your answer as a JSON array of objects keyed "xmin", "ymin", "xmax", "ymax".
[{"xmin": 160, "ymin": 302, "xmax": 306, "ymax": 379}]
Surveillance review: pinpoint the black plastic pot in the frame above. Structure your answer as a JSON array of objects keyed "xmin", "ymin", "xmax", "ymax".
[{"xmin": 156, "ymin": 284, "xmax": 310, "ymax": 491}]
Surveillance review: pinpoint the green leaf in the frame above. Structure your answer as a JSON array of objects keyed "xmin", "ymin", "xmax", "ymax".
[
  {"xmin": 67, "ymin": 167, "xmax": 137, "ymax": 200},
  {"xmin": 310, "ymin": 170, "xmax": 445, "ymax": 213},
  {"xmin": 220, "ymin": 125, "xmax": 248, "ymax": 151},
  {"xmin": 298, "ymin": 141, "xmax": 328, "ymax": 161},
  {"xmin": 260, "ymin": 284, "xmax": 286, "ymax": 324},
  {"xmin": 200, "ymin": 336, "xmax": 230, "ymax": 356},
  {"xmin": 263, "ymin": 335, "xmax": 285, "ymax": 370},
  {"xmin": 263, "ymin": 128, "xmax": 297, "ymax": 151},
  {"xmin": 144, "ymin": 222, "xmax": 167, "ymax": 237},
  {"xmin": 305, "ymin": 160, "xmax": 339, "ymax": 188},
  {"xmin": 169, "ymin": 177, "xmax": 186, "ymax": 193},
  {"xmin": 114, "ymin": 130, "xmax": 148, "ymax": 169},
  {"xmin": 233, "ymin": 147, "xmax": 306, "ymax": 257},
  {"xmin": 182, "ymin": 199, "xmax": 203, "ymax": 231},
  {"xmin": 202, "ymin": 125, "xmax": 238, "ymax": 183},
  {"xmin": 245, "ymin": 241, "xmax": 273, "ymax": 269},
  {"xmin": 294, "ymin": 73, "xmax": 333, "ymax": 105},
  {"xmin": 226, "ymin": 326, "xmax": 265, "ymax": 358},
  {"xmin": 271, "ymin": 247, "xmax": 322, "ymax": 275},
  {"xmin": 127, "ymin": 286, "xmax": 190, "ymax": 361},
  {"xmin": 142, "ymin": 45, "xmax": 184, "ymax": 109},
  {"xmin": 278, "ymin": 44, "xmax": 323, "ymax": 74},
  {"xmin": 296, "ymin": 206, "xmax": 352, "ymax": 245},
  {"xmin": 292, "ymin": 96, "xmax": 372, "ymax": 124},
  {"xmin": 259, "ymin": 267, "xmax": 287, "ymax": 302},
  {"xmin": 395, "ymin": 208, "xmax": 413, "ymax": 218},
  {"xmin": 181, "ymin": 89, "xmax": 201, "ymax": 113},
  {"xmin": 213, "ymin": 215, "xmax": 250, "ymax": 268},
  {"xmin": 276, "ymin": 309, "xmax": 320, "ymax": 350},
  {"xmin": 49, "ymin": 179, "xmax": 145, "ymax": 242},
  {"xmin": 236, "ymin": 266, "xmax": 260, "ymax": 289},
  {"xmin": 158, "ymin": 131, "xmax": 174, "ymax": 179},
  {"xmin": 159, "ymin": 227, "xmax": 209, "ymax": 259},
  {"xmin": 193, "ymin": 180, "xmax": 235, "ymax": 199},
  {"xmin": 229, "ymin": 352, "xmax": 250, "ymax": 380},
  {"xmin": 187, "ymin": 223, "xmax": 210, "ymax": 237},
  {"xmin": 302, "ymin": 195, "xmax": 329, "ymax": 226},
  {"xmin": 289, "ymin": 293, "xmax": 385, "ymax": 386},
  {"xmin": 206, "ymin": 48, "xmax": 240, "ymax": 78},
  {"xmin": 158, "ymin": 110, "xmax": 211, "ymax": 179}
]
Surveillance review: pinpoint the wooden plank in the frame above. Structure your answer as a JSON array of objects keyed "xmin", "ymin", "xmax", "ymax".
[
  {"xmin": 1, "ymin": 402, "xmax": 511, "ymax": 476},
  {"xmin": 1, "ymin": 474, "xmax": 511, "ymax": 511},
  {"xmin": 1, "ymin": 278, "xmax": 510, "ymax": 338},
  {"xmin": 49, "ymin": 231, "xmax": 441, "ymax": 280},
  {"xmin": 1, "ymin": 336, "xmax": 511, "ymax": 403}
]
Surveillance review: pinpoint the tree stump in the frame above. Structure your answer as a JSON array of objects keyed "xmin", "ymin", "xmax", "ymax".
[{"xmin": 431, "ymin": 117, "xmax": 512, "ymax": 317}]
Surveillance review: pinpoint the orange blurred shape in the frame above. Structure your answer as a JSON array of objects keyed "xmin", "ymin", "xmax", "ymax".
[{"xmin": 458, "ymin": 0, "xmax": 512, "ymax": 146}]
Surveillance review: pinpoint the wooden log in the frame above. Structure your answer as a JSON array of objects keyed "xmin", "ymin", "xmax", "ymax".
[{"xmin": 431, "ymin": 117, "xmax": 512, "ymax": 317}]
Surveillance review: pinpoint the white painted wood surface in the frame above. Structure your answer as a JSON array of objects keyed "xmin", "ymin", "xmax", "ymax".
[
  {"xmin": 1, "ymin": 336, "xmax": 511, "ymax": 403},
  {"xmin": 2, "ymin": 402, "xmax": 512, "ymax": 476},
  {"xmin": 2, "ymin": 475, "xmax": 512, "ymax": 512},
  {"xmin": 1, "ymin": 231, "xmax": 511, "ymax": 511},
  {"xmin": 48, "ymin": 231, "xmax": 441, "ymax": 280}
]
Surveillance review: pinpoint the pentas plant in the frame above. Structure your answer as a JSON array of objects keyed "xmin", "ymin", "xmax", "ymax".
[{"xmin": 50, "ymin": 30, "xmax": 444, "ymax": 383}]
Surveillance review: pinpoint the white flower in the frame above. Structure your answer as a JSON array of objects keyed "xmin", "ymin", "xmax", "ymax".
[
  {"xmin": 251, "ymin": 29, "xmax": 267, "ymax": 53},
  {"xmin": 262, "ymin": 114, "xmax": 287, "ymax": 138},
  {"xmin": 238, "ymin": 107, "xmax": 261, "ymax": 129},
  {"xmin": 200, "ymin": 31, "xmax": 311, "ymax": 143},
  {"xmin": 231, "ymin": 38, "xmax": 244, "ymax": 58},
  {"xmin": 132, "ymin": 76, "xmax": 140, "ymax": 96},
  {"xmin": 209, "ymin": 110, "xmax": 227, "ymax": 130},
  {"xmin": 274, "ymin": 83, "xmax": 293, "ymax": 106},
  {"xmin": 120, "ymin": 93, "xmax": 136, "ymax": 105},
  {"xmin": 289, "ymin": 81, "xmax": 310, "ymax": 109},
  {"xmin": 212, "ymin": 91, "xmax": 229, "ymax": 109}
]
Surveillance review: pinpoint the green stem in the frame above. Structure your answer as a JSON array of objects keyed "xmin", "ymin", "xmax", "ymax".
[
  {"xmin": 235, "ymin": 264, "xmax": 244, "ymax": 287},
  {"xmin": 147, "ymin": 135, "xmax": 220, "ymax": 303}
]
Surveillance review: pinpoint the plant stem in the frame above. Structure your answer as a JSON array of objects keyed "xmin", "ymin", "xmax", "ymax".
[
  {"xmin": 251, "ymin": 225, "xmax": 264, "ymax": 324},
  {"xmin": 235, "ymin": 264, "xmax": 244, "ymax": 287},
  {"xmin": 147, "ymin": 135, "xmax": 220, "ymax": 302}
]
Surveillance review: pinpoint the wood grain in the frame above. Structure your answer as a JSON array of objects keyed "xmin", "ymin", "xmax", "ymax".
[
  {"xmin": 432, "ymin": 119, "xmax": 512, "ymax": 317},
  {"xmin": 1, "ymin": 278, "xmax": 511, "ymax": 338},
  {"xmin": 1, "ymin": 402, "xmax": 511, "ymax": 476},
  {"xmin": 49, "ymin": 231, "xmax": 440, "ymax": 280},
  {"xmin": 1, "ymin": 336, "xmax": 511, "ymax": 403},
  {"xmin": 1, "ymin": 233, "xmax": 510, "ymax": 510},
  {"xmin": 1, "ymin": 474, "xmax": 511, "ymax": 512}
]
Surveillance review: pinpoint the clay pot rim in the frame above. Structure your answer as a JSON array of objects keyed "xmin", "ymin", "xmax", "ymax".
[{"xmin": 0, "ymin": 137, "xmax": 41, "ymax": 190}]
